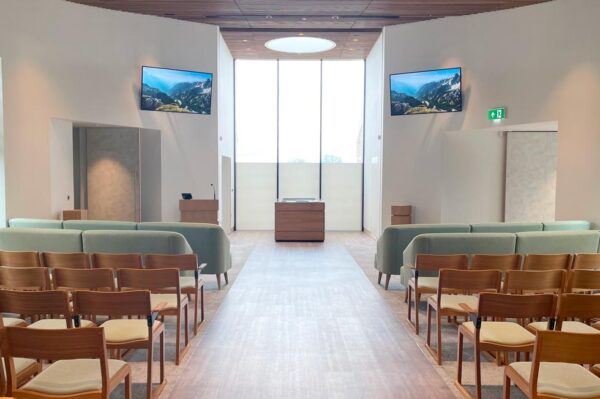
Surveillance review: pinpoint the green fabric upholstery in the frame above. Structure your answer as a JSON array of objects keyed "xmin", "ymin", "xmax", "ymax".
[
  {"xmin": 82, "ymin": 230, "xmax": 192, "ymax": 255},
  {"xmin": 471, "ymin": 222, "xmax": 542, "ymax": 233},
  {"xmin": 515, "ymin": 231, "xmax": 600, "ymax": 254},
  {"xmin": 137, "ymin": 222, "xmax": 231, "ymax": 275},
  {"xmin": 63, "ymin": 220, "xmax": 137, "ymax": 231},
  {"xmin": 0, "ymin": 228, "xmax": 83, "ymax": 252},
  {"xmin": 375, "ymin": 224, "xmax": 471, "ymax": 276},
  {"xmin": 8, "ymin": 218, "xmax": 63, "ymax": 229},
  {"xmin": 542, "ymin": 221, "xmax": 592, "ymax": 231}
]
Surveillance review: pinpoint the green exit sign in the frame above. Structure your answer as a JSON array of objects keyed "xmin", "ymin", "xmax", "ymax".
[{"xmin": 488, "ymin": 107, "xmax": 506, "ymax": 120}]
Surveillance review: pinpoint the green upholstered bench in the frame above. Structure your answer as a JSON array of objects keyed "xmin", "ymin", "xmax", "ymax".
[
  {"xmin": 138, "ymin": 222, "xmax": 232, "ymax": 289},
  {"xmin": 542, "ymin": 221, "xmax": 592, "ymax": 231},
  {"xmin": 0, "ymin": 228, "xmax": 83, "ymax": 252},
  {"xmin": 81, "ymin": 230, "xmax": 192, "ymax": 255},
  {"xmin": 63, "ymin": 220, "xmax": 137, "ymax": 231},
  {"xmin": 8, "ymin": 218, "xmax": 63, "ymax": 229},
  {"xmin": 515, "ymin": 231, "xmax": 600, "ymax": 254}
]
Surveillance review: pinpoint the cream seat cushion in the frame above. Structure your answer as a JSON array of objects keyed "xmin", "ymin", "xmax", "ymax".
[
  {"xmin": 102, "ymin": 319, "xmax": 160, "ymax": 343},
  {"xmin": 2, "ymin": 357, "xmax": 38, "ymax": 375},
  {"xmin": 430, "ymin": 294, "xmax": 478, "ymax": 312},
  {"xmin": 511, "ymin": 361, "xmax": 600, "ymax": 398},
  {"xmin": 409, "ymin": 277, "xmax": 438, "ymax": 291},
  {"xmin": 27, "ymin": 319, "xmax": 95, "ymax": 329},
  {"xmin": 150, "ymin": 293, "xmax": 185, "ymax": 310},
  {"xmin": 3, "ymin": 316, "xmax": 26, "ymax": 327},
  {"xmin": 463, "ymin": 321, "xmax": 535, "ymax": 345},
  {"xmin": 21, "ymin": 359, "xmax": 127, "ymax": 395},
  {"xmin": 529, "ymin": 321, "xmax": 600, "ymax": 334}
]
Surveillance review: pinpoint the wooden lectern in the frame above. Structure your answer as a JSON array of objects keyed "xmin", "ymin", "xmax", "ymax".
[{"xmin": 179, "ymin": 200, "xmax": 218, "ymax": 224}]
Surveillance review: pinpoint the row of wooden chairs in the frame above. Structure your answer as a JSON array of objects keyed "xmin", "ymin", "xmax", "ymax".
[{"xmin": 0, "ymin": 252, "xmax": 206, "ymax": 336}]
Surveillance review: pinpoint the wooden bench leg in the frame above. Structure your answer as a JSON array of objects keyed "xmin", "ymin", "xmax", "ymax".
[
  {"xmin": 224, "ymin": 272, "xmax": 229, "ymax": 285},
  {"xmin": 384, "ymin": 274, "xmax": 391, "ymax": 290},
  {"xmin": 377, "ymin": 271, "xmax": 383, "ymax": 285},
  {"xmin": 216, "ymin": 274, "xmax": 222, "ymax": 290}
]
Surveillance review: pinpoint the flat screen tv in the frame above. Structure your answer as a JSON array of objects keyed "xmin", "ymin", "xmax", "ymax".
[
  {"xmin": 141, "ymin": 66, "xmax": 213, "ymax": 115},
  {"xmin": 389, "ymin": 67, "xmax": 462, "ymax": 116}
]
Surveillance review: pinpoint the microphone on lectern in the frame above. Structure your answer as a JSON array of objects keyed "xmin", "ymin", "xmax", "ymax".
[{"xmin": 211, "ymin": 184, "xmax": 216, "ymax": 200}]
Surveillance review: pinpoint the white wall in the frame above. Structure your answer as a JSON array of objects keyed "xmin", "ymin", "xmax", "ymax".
[
  {"xmin": 49, "ymin": 119, "xmax": 75, "ymax": 218},
  {"xmin": 364, "ymin": 34, "xmax": 384, "ymax": 237},
  {"xmin": 0, "ymin": 58, "xmax": 5, "ymax": 226},
  {"xmin": 0, "ymin": 0, "xmax": 223, "ymax": 221},
  {"xmin": 217, "ymin": 34, "xmax": 235, "ymax": 231},
  {"xmin": 381, "ymin": 0, "xmax": 600, "ymax": 227}
]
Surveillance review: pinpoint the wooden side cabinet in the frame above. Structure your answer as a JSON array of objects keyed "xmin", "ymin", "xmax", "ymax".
[
  {"xmin": 275, "ymin": 201, "xmax": 325, "ymax": 242},
  {"xmin": 391, "ymin": 205, "xmax": 412, "ymax": 225},
  {"xmin": 63, "ymin": 209, "xmax": 88, "ymax": 221}
]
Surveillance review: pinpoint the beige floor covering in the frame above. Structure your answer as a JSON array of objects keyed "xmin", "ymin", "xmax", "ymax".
[{"xmin": 338, "ymin": 231, "xmax": 528, "ymax": 399}]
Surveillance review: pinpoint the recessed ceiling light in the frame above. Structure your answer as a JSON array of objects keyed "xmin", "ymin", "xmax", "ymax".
[
  {"xmin": 301, "ymin": 17, "xmax": 307, "ymax": 21},
  {"xmin": 265, "ymin": 15, "xmax": 272, "ymax": 19},
  {"xmin": 265, "ymin": 36, "xmax": 336, "ymax": 54},
  {"xmin": 242, "ymin": 39, "xmax": 248, "ymax": 42},
  {"xmin": 352, "ymin": 38, "xmax": 359, "ymax": 42},
  {"xmin": 298, "ymin": 32, "xmax": 304, "ymax": 36},
  {"xmin": 331, "ymin": 16, "xmax": 340, "ymax": 20}
]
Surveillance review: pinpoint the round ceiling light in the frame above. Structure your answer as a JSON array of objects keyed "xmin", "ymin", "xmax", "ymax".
[{"xmin": 265, "ymin": 36, "xmax": 336, "ymax": 54}]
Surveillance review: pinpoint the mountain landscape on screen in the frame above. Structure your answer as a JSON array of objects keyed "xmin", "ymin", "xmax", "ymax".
[
  {"xmin": 390, "ymin": 68, "xmax": 462, "ymax": 116},
  {"xmin": 141, "ymin": 67, "xmax": 212, "ymax": 114}
]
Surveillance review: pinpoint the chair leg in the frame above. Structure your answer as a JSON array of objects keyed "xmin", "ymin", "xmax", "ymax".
[
  {"xmin": 146, "ymin": 341, "xmax": 153, "ymax": 399},
  {"xmin": 216, "ymin": 274, "xmax": 222, "ymax": 290},
  {"xmin": 125, "ymin": 372, "xmax": 132, "ymax": 399},
  {"xmin": 436, "ymin": 312, "xmax": 442, "ymax": 365},
  {"xmin": 475, "ymin": 346, "xmax": 482, "ymax": 399},
  {"xmin": 175, "ymin": 311, "xmax": 181, "ymax": 365},
  {"xmin": 415, "ymin": 293, "xmax": 421, "ymax": 335},
  {"xmin": 160, "ymin": 331, "xmax": 165, "ymax": 383},
  {"xmin": 200, "ymin": 285, "xmax": 205, "ymax": 322},
  {"xmin": 378, "ymin": 271, "xmax": 383, "ymax": 285},
  {"xmin": 384, "ymin": 274, "xmax": 391, "ymax": 290},
  {"xmin": 224, "ymin": 272, "xmax": 229, "ymax": 285},
  {"xmin": 184, "ymin": 302, "xmax": 189, "ymax": 347},
  {"xmin": 456, "ymin": 331, "xmax": 464, "ymax": 384},
  {"xmin": 407, "ymin": 285, "xmax": 413, "ymax": 324},
  {"xmin": 503, "ymin": 372, "xmax": 511, "ymax": 399},
  {"xmin": 193, "ymin": 289, "xmax": 199, "ymax": 336},
  {"xmin": 426, "ymin": 303, "xmax": 432, "ymax": 347}
]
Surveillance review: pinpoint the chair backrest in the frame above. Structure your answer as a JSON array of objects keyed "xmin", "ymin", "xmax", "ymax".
[
  {"xmin": 556, "ymin": 294, "xmax": 600, "ymax": 329},
  {"xmin": 437, "ymin": 269, "xmax": 502, "ymax": 293},
  {"xmin": 566, "ymin": 269, "xmax": 600, "ymax": 292},
  {"xmin": 72, "ymin": 290, "xmax": 152, "ymax": 317},
  {"xmin": 41, "ymin": 252, "xmax": 90, "ymax": 269},
  {"xmin": 504, "ymin": 269, "xmax": 566, "ymax": 294},
  {"xmin": 2, "ymin": 327, "xmax": 109, "ymax": 396},
  {"xmin": 0, "ymin": 290, "xmax": 72, "ymax": 326},
  {"xmin": 522, "ymin": 253, "xmax": 572, "ymax": 271},
  {"xmin": 117, "ymin": 268, "xmax": 180, "ymax": 291},
  {"xmin": 415, "ymin": 254, "xmax": 468, "ymax": 275},
  {"xmin": 0, "ymin": 250, "xmax": 41, "ymax": 267},
  {"xmin": 0, "ymin": 266, "xmax": 51, "ymax": 290},
  {"xmin": 53, "ymin": 267, "xmax": 115, "ymax": 291},
  {"xmin": 571, "ymin": 253, "xmax": 600, "ymax": 270},
  {"xmin": 476, "ymin": 292, "xmax": 557, "ymax": 320},
  {"xmin": 528, "ymin": 331, "xmax": 600, "ymax": 397},
  {"xmin": 470, "ymin": 254, "xmax": 521, "ymax": 271},
  {"xmin": 145, "ymin": 253, "xmax": 198, "ymax": 272},
  {"xmin": 91, "ymin": 253, "xmax": 142, "ymax": 270}
]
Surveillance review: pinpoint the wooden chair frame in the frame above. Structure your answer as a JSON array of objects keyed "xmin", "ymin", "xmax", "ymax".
[
  {"xmin": 553, "ymin": 293, "xmax": 600, "ymax": 331},
  {"xmin": 426, "ymin": 269, "xmax": 502, "ymax": 365},
  {"xmin": 504, "ymin": 270, "xmax": 566, "ymax": 295},
  {"xmin": 522, "ymin": 254, "xmax": 572, "ymax": 271},
  {"xmin": 91, "ymin": 253, "xmax": 143, "ymax": 270},
  {"xmin": 72, "ymin": 290, "xmax": 165, "ymax": 399},
  {"xmin": 504, "ymin": 331, "xmax": 600, "ymax": 399},
  {"xmin": 571, "ymin": 253, "xmax": 600, "ymax": 270},
  {"xmin": 117, "ymin": 268, "xmax": 190, "ymax": 365},
  {"xmin": 456, "ymin": 293, "xmax": 557, "ymax": 399},
  {"xmin": 1, "ymin": 326, "xmax": 131, "ymax": 399},
  {"xmin": 41, "ymin": 252, "xmax": 91, "ymax": 269},
  {"xmin": 470, "ymin": 254, "xmax": 522, "ymax": 271},
  {"xmin": 53, "ymin": 268, "xmax": 115, "ymax": 292},
  {"xmin": 0, "ymin": 250, "xmax": 41, "ymax": 268},
  {"xmin": 0, "ymin": 289, "xmax": 77, "ymax": 328},
  {"xmin": 0, "ymin": 266, "xmax": 51, "ymax": 291},
  {"xmin": 145, "ymin": 254, "xmax": 206, "ymax": 335},
  {"xmin": 407, "ymin": 254, "xmax": 468, "ymax": 335},
  {"xmin": 566, "ymin": 269, "xmax": 600, "ymax": 293}
]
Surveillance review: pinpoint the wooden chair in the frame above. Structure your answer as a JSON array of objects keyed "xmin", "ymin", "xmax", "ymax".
[
  {"xmin": 41, "ymin": 252, "xmax": 91, "ymax": 269},
  {"xmin": 1, "ymin": 326, "xmax": 131, "ymax": 399},
  {"xmin": 0, "ymin": 266, "xmax": 51, "ymax": 291},
  {"xmin": 522, "ymin": 253, "xmax": 571, "ymax": 271},
  {"xmin": 527, "ymin": 293, "xmax": 600, "ymax": 335},
  {"xmin": 571, "ymin": 253, "xmax": 600, "ymax": 270},
  {"xmin": 0, "ymin": 289, "xmax": 94, "ymax": 329},
  {"xmin": 566, "ymin": 269, "xmax": 600, "ymax": 293},
  {"xmin": 53, "ymin": 267, "xmax": 116, "ymax": 292},
  {"xmin": 0, "ymin": 250, "xmax": 41, "ymax": 267},
  {"xmin": 426, "ymin": 269, "xmax": 502, "ymax": 365},
  {"xmin": 72, "ymin": 290, "xmax": 165, "ymax": 399},
  {"xmin": 504, "ymin": 270, "xmax": 566, "ymax": 294},
  {"xmin": 145, "ymin": 253, "xmax": 206, "ymax": 335},
  {"xmin": 117, "ymin": 268, "xmax": 189, "ymax": 365},
  {"xmin": 456, "ymin": 293, "xmax": 557, "ymax": 399},
  {"xmin": 407, "ymin": 254, "xmax": 468, "ymax": 334},
  {"xmin": 470, "ymin": 254, "xmax": 522, "ymax": 271},
  {"xmin": 504, "ymin": 331, "xmax": 600, "ymax": 399},
  {"xmin": 91, "ymin": 253, "xmax": 143, "ymax": 269}
]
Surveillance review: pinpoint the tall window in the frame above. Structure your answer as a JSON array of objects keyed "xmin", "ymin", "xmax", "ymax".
[{"xmin": 235, "ymin": 59, "xmax": 365, "ymax": 231}]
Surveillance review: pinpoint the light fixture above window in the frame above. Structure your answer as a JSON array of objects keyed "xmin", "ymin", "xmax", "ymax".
[{"xmin": 265, "ymin": 37, "xmax": 336, "ymax": 54}]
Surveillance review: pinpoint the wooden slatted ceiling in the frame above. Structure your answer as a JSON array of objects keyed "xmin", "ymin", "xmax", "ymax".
[{"xmin": 67, "ymin": 0, "xmax": 549, "ymax": 59}]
